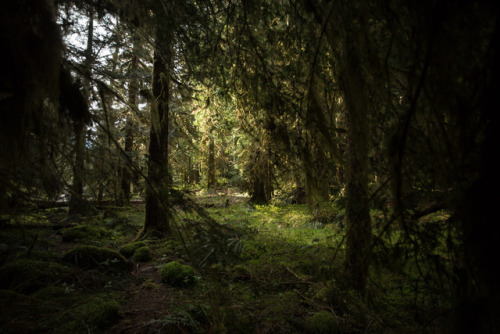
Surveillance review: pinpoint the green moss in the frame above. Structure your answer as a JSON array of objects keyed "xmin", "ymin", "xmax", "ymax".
[
  {"xmin": 305, "ymin": 310, "xmax": 340, "ymax": 334},
  {"xmin": 54, "ymin": 297, "xmax": 121, "ymax": 333},
  {"xmin": 231, "ymin": 264, "xmax": 251, "ymax": 281},
  {"xmin": 132, "ymin": 246, "xmax": 153, "ymax": 262},
  {"xmin": 77, "ymin": 298, "xmax": 121, "ymax": 329},
  {"xmin": 119, "ymin": 241, "xmax": 147, "ymax": 257},
  {"xmin": 0, "ymin": 259, "xmax": 73, "ymax": 293},
  {"xmin": 19, "ymin": 248, "xmax": 60, "ymax": 262},
  {"xmin": 61, "ymin": 228, "xmax": 87, "ymax": 242},
  {"xmin": 159, "ymin": 261, "xmax": 196, "ymax": 288},
  {"xmin": 31, "ymin": 285, "xmax": 68, "ymax": 299},
  {"xmin": 0, "ymin": 289, "xmax": 52, "ymax": 333},
  {"xmin": 62, "ymin": 245, "xmax": 130, "ymax": 272},
  {"xmin": 61, "ymin": 224, "xmax": 110, "ymax": 242},
  {"xmin": 141, "ymin": 279, "xmax": 160, "ymax": 290}
]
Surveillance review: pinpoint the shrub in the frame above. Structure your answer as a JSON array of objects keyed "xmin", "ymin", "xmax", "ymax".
[{"xmin": 159, "ymin": 261, "xmax": 195, "ymax": 288}]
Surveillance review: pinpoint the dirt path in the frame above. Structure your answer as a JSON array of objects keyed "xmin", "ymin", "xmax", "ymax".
[{"xmin": 110, "ymin": 263, "xmax": 175, "ymax": 333}]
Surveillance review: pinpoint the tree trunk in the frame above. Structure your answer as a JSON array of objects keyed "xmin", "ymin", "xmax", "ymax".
[
  {"xmin": 250, "ymin": 148, "xmax": 272, "ymax": 205},
  {"xmin": 144, "ymin": 17, "xmax": 173, "ymax": 237},
  {"xmin": 307, "ymin": 0, "xmax": 373, "ymax": 292},
  {"xmin": 251, "ymin": 179, "xmax": 268, "ymax": 204},
  {"xmin": 453, "ymin": 19, "xmax": 500, "ymax": 332},
  {"xmin": 69, "ymin": 8, "xmax": 93, "ymax": 215},
  {"xmin": 340, "ymin": 34, "xmax": 373, "ymax": 294},
  {"xmin": 69, "ymin": 120, "xmax": 86, "ymax": 214},
  {"xmin": 120, "ymin": 39, "xmax": 139, "ymax": 205},
  {"xmin": 342, "ymin": 80, "xmax": 372, "ymax": 292},
  {"xmin": 207, "ymin": 135, "xmax": 217, "ymax": 191}
]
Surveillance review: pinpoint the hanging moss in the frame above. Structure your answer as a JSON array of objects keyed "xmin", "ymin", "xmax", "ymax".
[
  {"xmin": 62, "ymin": 245, "xmax": 131, "ymax": 272},
  {"xmin": 159, "ymin": 261, "xmax": 195, "ymax": 288}
]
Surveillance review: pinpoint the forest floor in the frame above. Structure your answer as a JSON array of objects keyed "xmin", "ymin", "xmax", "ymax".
[{"xmin": 0, "ymin": 189, "xmax": 452, "ymax": 333}]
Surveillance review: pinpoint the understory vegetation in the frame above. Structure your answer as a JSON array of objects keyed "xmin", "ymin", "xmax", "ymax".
[{"xmin": 1, "ymin": 191, "xmax": 453, "ymax": 333}]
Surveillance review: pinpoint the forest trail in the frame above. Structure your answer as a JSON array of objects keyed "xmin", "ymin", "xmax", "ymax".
[{"xmin": 110, "ymin": 263, "xmax": 172, "ymax": 333}]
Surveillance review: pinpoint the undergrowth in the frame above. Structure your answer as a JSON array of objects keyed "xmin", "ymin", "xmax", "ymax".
[{"xmin": 0, "ymin": 193, "xmax": 455, "ymax": 333}]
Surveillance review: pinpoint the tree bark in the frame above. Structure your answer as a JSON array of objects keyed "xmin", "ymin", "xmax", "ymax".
[
  {"xmin": 69, "ymin": 8, "xmax": 93, "ymax": 215},
  {"xmin": 207, "ymin": 135, "xmax": 217, "ymax": 191},
  {"xmin": 307, "ymin": 0, "xmax": 373, "ymax": 292},
  {"xmin": 250, "ymin": 148, "xmax": 272, "ymax": 205},
  {"xmin": 144, "ymin": 16, "xmax": 173, "ymax": 237},
  {"xmin": 69, "ymin": 120, "xmax": 86, "ymax": 214},
  {"xmin": 342, "ymin": 71, "xmax": 373, "ymax": 292},
  {"xmin": 120, "ymin": 39, "xmax": 139, "ymax": 205}
]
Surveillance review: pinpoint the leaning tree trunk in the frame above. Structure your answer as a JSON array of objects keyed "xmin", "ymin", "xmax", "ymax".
[{"xmin": 144, "ymin": 16, "xmax": 173, "ymax": 237}]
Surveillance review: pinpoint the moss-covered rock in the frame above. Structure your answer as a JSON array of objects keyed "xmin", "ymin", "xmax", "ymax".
[
  {"xmin": 305, "ymin": 310, "xmax": 340, "ymax": 334},
  {"xmin": 159, "ymin": 261, "xmax": 196, "ymax": 288},
  {"xmin": 61, "ymin": 228, "xmax": 87, "ymax": 242},
  {"xmin": 54, "ymin": 296, "xmax": 121, "ymax": 334},
  {"xmin": 77, "ymin": 298, "xmax": 121, "ymax": 329},
  {"xmin": 31, "ymin": 285, "xmax": 68, "ymax": 300},
  {"xmin": 132, "ymin": 246, "xmax": 152, "ymax": 262},
  {"xmin": 61, "ymin": 224, "xmax": 110, "ymax": 242},
  {"xmin": 140, "ymin": 279, "xmax": 160, "ymax": 291},
  {"xmin": 0, "ymin": 259, "xmax": 73, "ymax": 293},
  {"xmin": 119, "ymin": 241, "xmax": 147, "ymax": 258},
  {"xmin": 62, "ymin": 245, "xmax": 130, "ymax": 272}
]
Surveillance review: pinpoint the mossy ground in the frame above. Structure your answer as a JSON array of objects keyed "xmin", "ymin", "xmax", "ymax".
[{"xmin": 0, "ymin": 196, "xmax": 452, "ymax": 333}]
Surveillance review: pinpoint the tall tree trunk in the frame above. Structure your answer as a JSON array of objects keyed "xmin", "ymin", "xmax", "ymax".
[
  {"xmin": 144, "ymin": 16, "xmax": 173, "ymax": 237},
  {"xmin": 69, "ymin": 120, "xmax": 86, "ymax": 214},
  {"xmin": 69, "ymin": 8, "xmax": 93, "ymax": 215},
  {"xmin": 120, "ymin": 39, "xmax": 139, "ymax": 205},
  {"xmin": 340, "ymin": 28, "xmax": 373, "ymax": 294},
  {"xmin": 307, "ymin": 0, "xmax": 373, "ymax": 292},
  {"xmin": 342, "ymin": 71, "xmax": 372, "ymax": 292},
  {"xmin": 207, "ymin": 134, "xmax": 217, "ymax": 191},
  {"xmin": 453, "ymin": 17, "xmax": 500, "ymax": 332}
]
